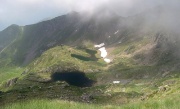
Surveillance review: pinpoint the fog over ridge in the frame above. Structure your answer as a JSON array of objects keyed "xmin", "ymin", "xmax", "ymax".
[{"xmin": 0, "ymin": 0, "xmax": 180, "ymax": 31}]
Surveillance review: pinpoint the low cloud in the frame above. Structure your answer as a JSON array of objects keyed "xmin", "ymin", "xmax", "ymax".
[{"xmin": 0, "ymin": 0, "xmax": 179, "ymax": 31}]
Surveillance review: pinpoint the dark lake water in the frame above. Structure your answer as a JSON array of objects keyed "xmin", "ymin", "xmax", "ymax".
[{"xmin": 51, "ymin": 71, "xmax": 95, "ymax": 87}]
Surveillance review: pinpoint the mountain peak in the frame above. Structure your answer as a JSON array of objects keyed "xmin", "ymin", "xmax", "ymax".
[{"xmin": 68, "ymin": 11, "xmax": 79, "ymax": 15}]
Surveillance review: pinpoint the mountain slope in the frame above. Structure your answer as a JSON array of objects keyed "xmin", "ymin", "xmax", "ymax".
[
  {"xmin": 0, "ymin": 6, "xmax": 180, "ymax": 108},
  {"xmin": 0, "ymin": 24, "xmax": 22, "ymax": 52},
  {"xmin": 0, "ymin": 11, "xmax": 124, "ymax": 66},
  {"xmin": 1, "ymin": 6, "xmax": 179, "ymax": 66}
]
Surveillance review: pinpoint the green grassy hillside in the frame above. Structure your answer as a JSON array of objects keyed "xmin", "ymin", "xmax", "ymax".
[
  {"xmin": 2, "ymin": 95, "xmax": 180, "ymax": 109},
  {"xmin": 0, "ymin": 43, "xmax": 179, "ymax": 108},
  {"xmin": 0, "ymin": 8, "xmax": 180, "ymax": 109},
  {"xmin": 0, "ymin": 67, "xmax": 24, "ymax": 85}
]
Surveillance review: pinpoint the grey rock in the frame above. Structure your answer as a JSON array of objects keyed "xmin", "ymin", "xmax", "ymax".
[
  {"xmin": 5, "ymin": 77, "xmax": 18, "ymax": 87},
  {"xmin": 85, "ymin": 69, "xmax": 94, "ymax": 73}
]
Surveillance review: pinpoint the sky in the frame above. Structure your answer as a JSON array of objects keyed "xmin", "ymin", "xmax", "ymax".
[{"xmin": 0, "ymin": 0, "xmax": 179, "ymax": 31}]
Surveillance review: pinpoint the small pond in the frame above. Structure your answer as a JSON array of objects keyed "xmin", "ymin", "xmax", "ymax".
[{"xmin": 51, "ymin": 71, "xmax": 95, "ymax": 87}]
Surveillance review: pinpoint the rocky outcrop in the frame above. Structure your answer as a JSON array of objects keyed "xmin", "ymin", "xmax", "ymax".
[{"xmin": 4, "ymin": 77, "xmax": 18, "ymax": 87}]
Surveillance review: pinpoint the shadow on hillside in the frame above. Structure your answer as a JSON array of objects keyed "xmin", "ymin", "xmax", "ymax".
[
  {"xmin": 71, "ymin": 54, "xmax": 97, "ymax": 61},
  {"xmin": 71, "ymin": 49, "xmax": 98, "ymax": 61},
  {"xmin": 85, "ymin": 49, "xmax": 97, "ymax": 55}
]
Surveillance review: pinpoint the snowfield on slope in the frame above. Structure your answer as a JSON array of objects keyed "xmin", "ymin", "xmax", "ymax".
[
  {"xmin": 94, "ymin": 43, "xmax": 111, "ymax": 63},
  {"xmin": 94, "ymin": 43, "xmax": 105, "ymax": 48},
  {"xmin": 98, "ymin": 47, "xmax": 107, "ymax": 58}
]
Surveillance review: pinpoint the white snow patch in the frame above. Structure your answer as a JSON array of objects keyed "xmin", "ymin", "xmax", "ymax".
[
  {"xmin": 108, "ymin": 36, "xmax": 111, "ymax": 38},
  {"xmin": 104, "ymin": 58, "xmax": 111, "ymax": 63},
  {"xmin": 94, "ymin": 43, "xmax": 105, "ymax": 48},
  {"xmin": 98, "ymin": 47, "xmax": 107, "ymax": 58},
  {"xmin": 113, "ymin": 81, "xmax": 120, "ymax": 84},
  {"xmin": 114, "ymin": 30, "xmax": 119, "ymax": 34},
  {"xmin": 94, "ymin": 43, "xmax": 112, "ymax": 63}
]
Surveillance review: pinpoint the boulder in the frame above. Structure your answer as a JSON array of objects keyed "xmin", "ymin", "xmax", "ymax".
[{"xmin": 158, "ymin": 85, "xmax": 169, "ymax": 92}]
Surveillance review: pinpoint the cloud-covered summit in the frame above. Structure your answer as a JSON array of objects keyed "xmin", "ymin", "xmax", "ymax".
[{"xmin": 0, "ymin": 0, "xmax": 179, "ymax": 31}]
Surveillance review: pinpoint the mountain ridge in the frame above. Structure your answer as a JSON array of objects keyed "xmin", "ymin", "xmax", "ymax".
[
  {"xmin": 0, "ymin": 6, "xmax": 180, "ymax": 108},
  {"xmin": 0, "ymin": 6, "xmax": 180, "ymax": 66}
]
